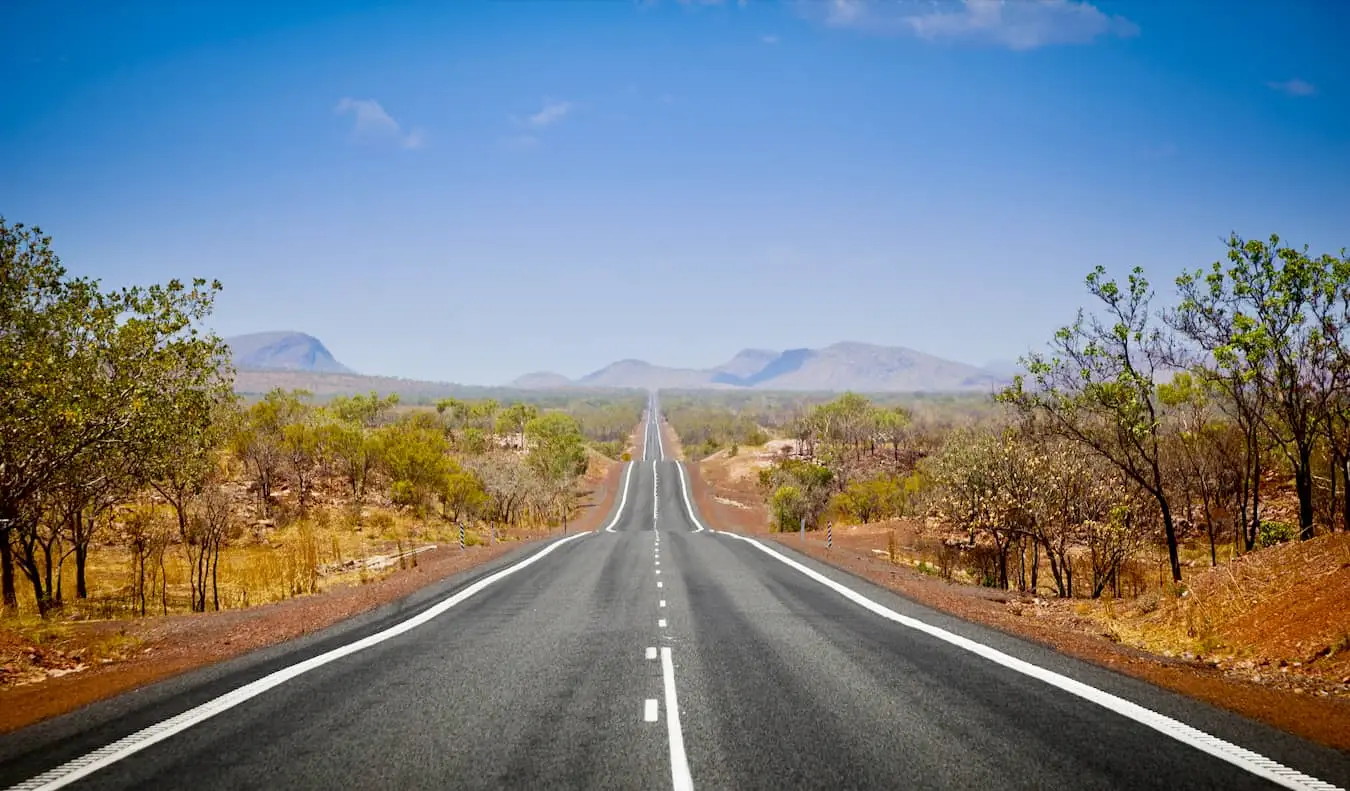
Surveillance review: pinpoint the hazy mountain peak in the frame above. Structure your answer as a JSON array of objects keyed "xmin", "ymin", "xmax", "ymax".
[{"xmin": 226, "ymin": 331, "xmax": 353, "ymax": 374}]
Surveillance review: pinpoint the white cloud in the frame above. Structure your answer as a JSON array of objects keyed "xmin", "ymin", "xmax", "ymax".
[
  {"xmin": 761, "ymin": 33, "xmax": 780, "ymax": 44},
  {"xmin": 815, "ymin": 0, "xmax": 1138, "ymax": 50},
  {"xmin": 528, "ymin": 99, "xmax": 573, "ymax": 128},
  {"xmin": 1266, "ymin": 78, "xmax": 1316, "ymax": 97},
  {"xmin": 334, "ymin": 98, "xmax": 424, "ymax": 149}
]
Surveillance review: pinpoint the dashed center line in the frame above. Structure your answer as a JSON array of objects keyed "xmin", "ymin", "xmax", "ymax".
[
  {"xmin": 646, "ymin": 646, "xmax": 657, "ymax": 660},
  {"xmin": 659, "ymin": 618, "xmax": 667, "ymax": 628},
  {"xmin": 644, "ymin": 699, "xmax": 659, "ymax": 723},
  {"xmin": 658, "ymin": 581, "xmax": 663, "ymax": 588},
  {"xmin": 660, "ymin": 600, "xmax": 666, "ymax": 608}
]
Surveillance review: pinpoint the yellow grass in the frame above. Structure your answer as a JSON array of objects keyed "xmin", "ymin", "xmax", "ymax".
[{"xmin": 5, "ymin": 505, "xmax": 504, "ymax": 620}]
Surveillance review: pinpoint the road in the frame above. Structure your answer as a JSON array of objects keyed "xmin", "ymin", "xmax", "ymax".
[{"xmin": 1, "ymin": 396, "xmax": 1348, "ymax": 790}]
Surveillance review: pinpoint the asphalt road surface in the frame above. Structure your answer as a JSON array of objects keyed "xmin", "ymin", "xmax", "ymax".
[{"xmin": 2, "ymin": 404, "xmax": 1348, "ymax": 790}]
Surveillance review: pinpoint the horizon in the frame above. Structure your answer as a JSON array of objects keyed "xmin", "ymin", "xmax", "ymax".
[
  {"xmin": 226, "ymin": 329, "xmax": 1014, "ymax": 384},
  {"xmin": 4, "ymin": 1, "xmax": 1347, "ymax": 384}
]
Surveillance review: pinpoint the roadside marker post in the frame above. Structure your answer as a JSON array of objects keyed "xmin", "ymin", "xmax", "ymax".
[
  {"xmin": 827, "ymin": 521, "xmax": 833, "ymax": 550},
  {"xmin": 459, "ymin": 522, "xmax": 466, "ymax": 552},
  {"xmin": 800, "ymin": 516, "xmax": 805, "ymax": 543}
]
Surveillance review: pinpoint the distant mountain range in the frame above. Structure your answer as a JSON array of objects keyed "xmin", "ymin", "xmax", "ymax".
[
  {"xmin": 511, "ymin": 342, "xmax": 1013, "ymax": 393},
  {"xmin": 222, "ymin": 332, "xmax": 1013, "ymax": 395},
  {"xmin": 225, "ymin": 331, "xmax": 353, "ymax": 374}
]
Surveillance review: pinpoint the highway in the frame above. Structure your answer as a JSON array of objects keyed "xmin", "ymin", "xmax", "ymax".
[{"xmin": 1, "ymin": 396, "xmax": 1347, "ymax": 790}]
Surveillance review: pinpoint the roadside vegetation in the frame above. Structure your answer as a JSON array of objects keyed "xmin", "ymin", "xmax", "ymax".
[
  {"xmin": 0, "ymin": 218, "xmax": 642, "ymax": 632},
  {"xmin": 679, "ymin": 233, "xmax": 1350, "ymax": 691}
]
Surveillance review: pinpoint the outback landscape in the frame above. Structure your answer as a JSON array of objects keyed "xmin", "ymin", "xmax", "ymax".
[{"xmin": 3, "ymin": 217, "xmax": 1349, "ymax": 758}]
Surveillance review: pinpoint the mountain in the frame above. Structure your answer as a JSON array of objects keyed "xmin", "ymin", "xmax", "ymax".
[
  {"xmin": 712, "ymin": 348, "xmax": 779, "ymax": 380},
  {"xmin": 576, "ymin": 359, "xmax": 718, "ymax": 390},
  {"xmin": 226, "ymin": 331, "xmax": 353, "ymax": 374},
  {"xmin": 509, "ymin": 371, "xmax": 574, "ymax": 389},
  {"xmin": 517, "ymin": 343, "xmax": 1014, "ymax": 393}
]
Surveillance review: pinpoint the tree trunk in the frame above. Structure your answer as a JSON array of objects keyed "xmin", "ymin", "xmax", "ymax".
[
  {"xmin": 1296, "ymin": 443, "xmax": 1315, "ymax": 540},
  {"xmin": 75, "ymin": 543, "xmax": 89, "ymax": 599},
  {"xmin": 0, "ymin": 527, "xmax": 17, "ymax": 613},
  {"xmin": 1159, "ymin": 497, "xmax": 1183, "ymax": 583},
  {"xmin": 1343, "ymin": 457, "xmax": 1350, "ymax": 532}
]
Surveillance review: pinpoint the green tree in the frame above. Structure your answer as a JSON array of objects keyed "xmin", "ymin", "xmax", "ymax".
[
  {"xmin": 231, "ymin": 389, "xmax": 309, "ymax": 517},
  {"xmin": 1172, "ymin": 234, "xmax": 1342, "ymax": 541},
  {"xmin": 0, "ymin": 218, "xmax": 230, "ymax": 614},
  {"xmin": 525, "ymin": 412, "xmax": 589, "ymax": 531},
  {"xmin": 377, "ymin": 414, "xmax": 453, "ymax": 515},
  {"xmin": 1000, "ymin": 265, "xmax": 1184, "ymax": 582}
]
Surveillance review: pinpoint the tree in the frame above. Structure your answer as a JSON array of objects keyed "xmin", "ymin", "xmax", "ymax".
[
  {"xmin": 1172, "ymin": 234, "xmax": 1342, "ymax": 541},
  {"xmin": 0, "ymin": 218, "xmax": 230, "ymax": 614},
  {"xmin": 496, "ymin": 403, "xmax": 538, "ymax": 450},
  {"xmin": 232, "ymin": 389, "xmax": 309, "ymax": 516},
  {"xmin": 525, "ymin": 412, "xmax": 589, "ymax": 531},
  {"xmin": 377, "ymin": 413, "xmax": 453, "ymax": 516},
  {"xmin": 875, "ymin": 407, "xmax": 912, "ymax": 468},
  {"xmin": 1000, "ymin": 265, "xmax": 1185, "ymax": 583},
  {"xmin": 329, "ymin": 391, "xmax": 400, "ymax": 428}
]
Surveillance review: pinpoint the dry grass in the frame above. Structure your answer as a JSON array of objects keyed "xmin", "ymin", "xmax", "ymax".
[
  {"xmin": 6, "ymin": 505, "xmax": 514, "ymax": 620},
  {"xmin": 1084, "ymin": 533, "xmax": 1350, "ymax": 675}
]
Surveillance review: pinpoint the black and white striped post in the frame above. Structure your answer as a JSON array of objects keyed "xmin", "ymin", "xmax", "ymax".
[
  {"xmin": 826, "ymin": 520, "xmax": 833, "ymax": 550},
  {"xmin": 458, "ymin": 522, "xmax": 466, "ymax": 551}
]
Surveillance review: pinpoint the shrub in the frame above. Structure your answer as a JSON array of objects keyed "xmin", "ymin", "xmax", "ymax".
[{"xmin": 1258, "ymin": 520, "xmax": 1296, "ymax": 548}]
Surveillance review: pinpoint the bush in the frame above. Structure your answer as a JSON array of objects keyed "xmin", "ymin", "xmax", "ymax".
[{"xmin": 1258, "ymin": 520, "xmax": 1296, "ymax": 548}]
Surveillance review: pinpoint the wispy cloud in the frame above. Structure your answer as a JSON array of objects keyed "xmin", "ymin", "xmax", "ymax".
[
  {"xmin": 528, "ymin": 99, "xmax": 573, "ymax": 128},
  {"xmin": 761, "ymin": 33, "xmax": 780, "ymax": 44},
  {"xmin": 334, "ymin": 98, "xmax": 424, "ymax": 149},
  {"xmin": 814, "ymin": 0, "xmax": 1138, "ymax": 50},
  {"xmin": 1265, "ymin": 78, "xmax": 1317, "ymax": 97}
]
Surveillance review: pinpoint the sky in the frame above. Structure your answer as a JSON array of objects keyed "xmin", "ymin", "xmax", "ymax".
[{"xmin": 2, "ymin": 0, "xmax": 1348, "ymax": 385}]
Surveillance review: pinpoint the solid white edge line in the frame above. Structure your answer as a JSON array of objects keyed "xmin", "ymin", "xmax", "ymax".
[
  {"xmin": 716, "ymin": 532, "xmax": 1343, "ymax": 791},
  {"xmin": 644, "ymin": 698, "xmax": 659, "ymax": 722},
  {"xmin": 603, "ymin": 462, "xmax": 637, "ymax": 534},
  {"xmin": 7, "ymin": 532, "xmax": 593, "ymax": 791},
  {"xmin": 674, "ymin": 463, "xmax": 707, "ymax": 533},
  {"xmin": 661, "ymin": 647, "xmax": 693, "ymax": 791}
]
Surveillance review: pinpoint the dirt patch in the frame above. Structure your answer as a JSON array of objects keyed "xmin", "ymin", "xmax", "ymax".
[
  {"xmin": 0, "ymin": 462, "xmax": 624, "ymax": 735},
  {"xmin": 690, "ymin": 459, "xmax": 768, "ymax": 534}
]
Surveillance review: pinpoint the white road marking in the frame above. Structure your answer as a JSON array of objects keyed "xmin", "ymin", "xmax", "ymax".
[
  {"xmin": 656, "ymin": 570, "xmax": 661, "ymax": 575},
  {"xmin": 717, "ymin": 532, "xmax": 1344, "ymax": 791},
  {"xmin": 660, "ymin": 600, "xmax": 667, "ymax": 608},
  {"xmin": 603, "ymin": 463, "xmax": 637, "ymax": 534},
  {"xmin": 653, "ymin": 463, "xmax": 660, "ymax": 524},
  {"xmin": 647, "ymin": 646, "xmax": 657, "ymax": 660},
  {"xmin": 673, "ymin": 463, "xmax": 707, "ymax": 533},
  {"xmin": 658, "ymin": 618, "xmax": 667, "ymax": 628},
  {"xmin": 7, "ymin": 533, "xmax": 592, "ymax": 791},
  {"xmin": 657, "ymin": 581, "xmax": 663, "ymax": 588},
  {"xmin": 645, "ymin": 698, "xmax": 659, "ymax": 722},
  {"xmin": 661, "ymin": 647, "xmax": 693, "ymax": 791}
]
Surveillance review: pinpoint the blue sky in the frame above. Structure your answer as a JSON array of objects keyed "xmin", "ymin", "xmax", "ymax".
[{"xmin": 3, "ymin": 0, "xmax": 1347, "ymax": 385}]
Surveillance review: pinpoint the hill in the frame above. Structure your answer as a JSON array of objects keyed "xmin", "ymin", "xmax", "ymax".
[
  {"xmin": 226, "ymin": 331, "xmax": 353, "ymax": 374},
  {"xmin": 514, "ymin": 342, "xmax": 1011, "ymax": 393},
  {"xmin": 509, "ymin": 371, "xmax": 574, "ymax": 389}
]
